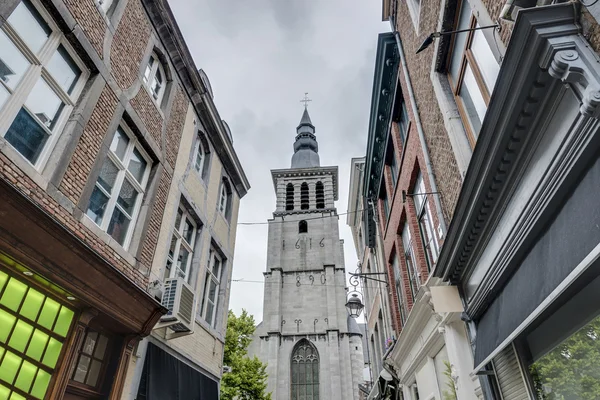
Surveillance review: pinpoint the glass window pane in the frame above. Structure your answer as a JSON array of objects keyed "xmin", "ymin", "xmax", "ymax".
[
  {"xmin": 97, "ymin": 158, "xmax": 119, "ymax": 193},
  {"xmin": 82, "ymin": 332, "xmax": 97, "ymax": 355},
  {"xmin": 73, "ymin": 354, "xmax": 90, "ymax": 383},
  {"xmin": 46, "ymin": 45, "xmax": 81, "ymax": 95},
  {"xmin": 127, "ymin": 147, "xmax": 147, "ymax": 183},
  {"xmin": 86, "ymin": 360, "xmax": 102, "ymax": 387},
  {"xmin": 86, "ymin": 186, "xmax": 110, "ymax": 225},
  {"xmin": 183, "ymin": 218, "xmax": 194, "ymax": 244},
  {"xmin": 4, "ymin": 108, "xmax": 50, "ymax": 163},
  {"xmin": 151, "ymin": 68, "xmax": 163, "ymax": 100},
  {"xmin": 93, "ymin": 334, "xmax": 108, "ymax": 360},
  {"xmin": 107, "ymin": 207, "xmax": 131, "ymax": 245},
  {"xmin": 530, "ymin": 314, "xmax": 600, "ymax": 399},
  {"xmin": 24, "ymin": 77, "xmax": 65, "ymax": 131},
  {"xmin": 7, "ymin": 0, "xmax": 51, "ymax": 54},
  {"xmin": 459, "ymin": 64, "xmax": 486, "ymax": 136},
  {"xmin": 143, "ymin": 57, "xmax": 154, "ymax": 84},
  {"xmin": 449, "ymin": 4, "xmax": 471, "ymax": 85},
  {"xmin": 471, "ymin": 27, "xmax": 500, "ymax": 93},
  {"xmin": 212, "ymin": 256, "xmax": 221, "ymax": 278},
  {"xmin": 0, "ymin": 84, "xmax": 9, "ymax": 111},
  {"xmin": 176, "ymin": 247, "xmax": 190, "ymax": 278},
  {"xmin": 109, "ymin": 128, "xmax": 129, "ymax": 160},
  {"xmin": 208, "ymin": 280, "xmax": 218, "ymax": 302},
  {"xmin": 168, "ymin": 235, "xmax": 177, "ymax": 261},
  {"xmin": 205, "ymin": 302, "xmax": 214, "ymax": 325},
  {"xmin": 175, "ymin": 208, "xmax": 183, "ymax": 230},
  {"xmin": 116, "ymin": 179, "xmax": 139, "ymax": 215},
  {"xmin": 0, "ymin": 30, "xmax": 30, "ymax": 90}
]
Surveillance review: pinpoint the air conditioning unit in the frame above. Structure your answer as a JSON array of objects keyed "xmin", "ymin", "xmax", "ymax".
[{"xmin": 156, "ymin": 277, "xmax": 196, "ymax": 334}]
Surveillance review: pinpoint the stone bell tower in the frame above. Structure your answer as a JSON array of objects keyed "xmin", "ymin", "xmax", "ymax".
[{"xmin": 248, "ymin": 103, "xmax": 364, "ymax": 400}]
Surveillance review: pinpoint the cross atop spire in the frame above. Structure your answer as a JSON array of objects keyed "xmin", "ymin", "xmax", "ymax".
[{"xmin": 300, "ymin": 92, "xmax": 312, "ymax": 109}]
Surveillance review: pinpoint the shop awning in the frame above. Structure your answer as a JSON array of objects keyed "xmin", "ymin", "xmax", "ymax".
[{"xmin": 139, "ymin": 343, "xmax": 219, "ymax": 400}]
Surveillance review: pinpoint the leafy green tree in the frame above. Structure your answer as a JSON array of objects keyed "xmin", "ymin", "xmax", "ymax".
[
  {"xmin": 221, "ymin": 310, "xmax": 271, "ymax": 400},
  {"xmin": 530, "ymin": 317, "xmax": 600, "ymax": 400},
  {"xmin": 442, "ymin": 361, "xmax": 458, "ymax": 400}
]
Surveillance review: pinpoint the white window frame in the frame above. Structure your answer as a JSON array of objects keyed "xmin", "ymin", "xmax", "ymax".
[
  {"xmin": 406, "ymin": 0, "xmax": 421, "ymax": 32},
  {"xmin": 194, "ymin": 134, "xmax": 207, "ymax": 176},
  {"xmin": 200, "ymin": 249, "xmax": 223, "ymax": 327},
  {"xmin": 142, "ymin": 52, "xmax": 166, "ymax": 106},
  {"xmin": 85, "ymin": 123, "xmax": 151, "ymax": 249},
  {"xmin": 414, "ymin": 174, "xmax": 440, "ymax": 271},
  {"xmin": 165, "ymin": 206, "xmax": 197, "ymax": 283},
  {"xmin": 392, "ymin": 253, "xmax": 407, "ymax": 324},
  {"xmin": 402, "ymin": 223, "xmax": 420, "ymax": 300},
  {"xmin": 0, "ymin": 0, "xmax": 88, "ymax": 170},
  {"xmin": 97, "ymin": 0, "xmax": 114, "ymax": 14},
  {"xmin": 219, "ymin": 180, "xmax": 229, "ymax": 216}
]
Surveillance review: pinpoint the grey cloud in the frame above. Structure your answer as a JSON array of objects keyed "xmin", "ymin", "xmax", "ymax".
[{"xmin": 170, "ymin": 0, "xmax": 387, "ymax": 321}]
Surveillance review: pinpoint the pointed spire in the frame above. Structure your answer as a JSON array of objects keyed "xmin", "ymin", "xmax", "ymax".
[
  {"xmin": 299, "ymin": 108, "xmax": 313, "ymax": 127},
  {"xmin": 292, "ymin": 98, "xmax": 319, "ymax": 168}
]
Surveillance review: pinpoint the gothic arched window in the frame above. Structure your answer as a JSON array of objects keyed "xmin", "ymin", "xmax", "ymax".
[
  {"xmin": 301, "ymin": 182, "xmax": 309, "ymax": 210},
  {"xmin": 286, "ymin": 183, "xmax": 294, "ymax": 211},
  {"xmin": 316, "ymin": 181, "xmax": 325, "ymax": 209},
  {"xmin": 291, "ymin": 339, "xmax": 319, "ymax": 400},
  {"xmin": 299, "ymin": 220, "xmax": 307, "ymax": 234}
]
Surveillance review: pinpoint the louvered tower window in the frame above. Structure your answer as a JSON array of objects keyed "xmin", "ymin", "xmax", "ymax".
[
  {"xmin": 300, "ymin": 182, "xmax": 309, "ymax": 210},
  {"xmin": 316, "ymin": 181, "xmax": 325, "ymax": 209},
  {"xmin": 291, "ymin": 339, "xmax": 319, "ymax": 400},
  {"xmin": 286, "ymin": 183, "xmax": 294, "ymax": 211}
]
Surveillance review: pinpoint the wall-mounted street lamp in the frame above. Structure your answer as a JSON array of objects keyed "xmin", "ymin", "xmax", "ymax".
[
  {"xmin": 416, "ymin": 25, "xmax": 499, "ymax": 54},
  {"xmin": 346, "ymin": 264, "xmax": 389, "ymax": 319}
]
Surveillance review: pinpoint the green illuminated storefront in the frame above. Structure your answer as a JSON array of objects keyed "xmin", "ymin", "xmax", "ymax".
[{"xmin": 0, "ymin": 269, "xmax": 75, "ymax": 400}]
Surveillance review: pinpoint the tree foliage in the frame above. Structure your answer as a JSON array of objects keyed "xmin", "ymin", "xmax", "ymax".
[
  {"xmin": 530, "ymin": 317, "xmax": 600, "ymax": 400},
  {"xmin": 221, "ymin": 310, "xmax": 271, "ymax": 400}
]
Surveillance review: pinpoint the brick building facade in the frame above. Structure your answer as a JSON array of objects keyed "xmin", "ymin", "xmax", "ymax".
[
  {"xmin": 0, "ymin": 0, "xmax": 248, "ymax": 399},
  {"xmin": 352, "ymin": 0, "xmax": 600, "ymax": 399}
]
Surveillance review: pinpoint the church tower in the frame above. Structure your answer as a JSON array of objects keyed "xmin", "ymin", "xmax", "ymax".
[{"xmin": 249, "ymin": 105, "xmax": 364, "ymax": 400}]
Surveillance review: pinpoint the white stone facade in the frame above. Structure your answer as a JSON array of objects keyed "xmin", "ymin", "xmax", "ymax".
[{"xmin": 249, "ymin": 157, "xmax": 363, "ymax": 399}]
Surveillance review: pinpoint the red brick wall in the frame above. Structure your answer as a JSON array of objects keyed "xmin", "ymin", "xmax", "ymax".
[
  {"xmin": 164, "ymin": 85, "xmax": 189, "ymax": 169},
  {"xmin": 139, "ymin": 168, "xmax": 172, "ymax": 269},
  {"xmin": 0, "ymin": 153, "xmax": 147, "ymax": 287},
  {"xmin": 0, "ymin": 0, "xmax": 192, "ymax": 292},
  {"xmin": 60, "ymin": 85, "xmax": 118, "ymax": 204},
  {"xmin": 62, "ymin": 0, "xmax": 106, "ymax": 58},
  {"xmin": 110, "ymin": 0, "xmax": 151, "ymax": 90},
  {"xmin": 131, "ymin": 87, "xmax": 164, "ymax": 149},
  {"xmin": 393, "ymin": 0, "xmax": 465, "ymax": 222}
]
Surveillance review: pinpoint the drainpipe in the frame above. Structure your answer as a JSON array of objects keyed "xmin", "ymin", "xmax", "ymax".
[{"xmin": 389, "ymin": 18, "xmax": 448, "ymax": 237}]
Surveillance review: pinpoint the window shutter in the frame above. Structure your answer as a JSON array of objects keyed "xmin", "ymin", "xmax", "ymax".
[{"xmin": 492, "ymin": 345, "xmax": 530, "ymax": 400}]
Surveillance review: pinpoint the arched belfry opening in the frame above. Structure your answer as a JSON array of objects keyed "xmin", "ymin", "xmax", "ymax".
[
  {"xmin": 291, "ymin": 339, "xmax": 319, "ymax": 400},
  {"xmin": 301, "ymin": 182, "xmax": 309, "ymax": 210},
  {"xmin": 299, "ymin": 220, "xmax": 308, "ymax": 234},
  {"xmin": 286, "ymin": 183, "xmax": 294, "ymax": 211},
  {"xmin": 316, "ymin": 181, "xmax": 325, "ymax": 209}
]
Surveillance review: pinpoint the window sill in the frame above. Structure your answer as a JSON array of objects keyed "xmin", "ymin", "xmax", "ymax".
[
  {"xmin": 80, "ymin": 214, "xmax": 137, "ymax": 267},
  {"xmin": 0, "ymin": 138, "xmax": 50, "ymax": 192}
]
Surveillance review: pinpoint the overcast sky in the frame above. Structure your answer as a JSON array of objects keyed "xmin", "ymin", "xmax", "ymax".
[{"xmin": 170, "ymin": 0, "xmax": 388, "ymax": 322}]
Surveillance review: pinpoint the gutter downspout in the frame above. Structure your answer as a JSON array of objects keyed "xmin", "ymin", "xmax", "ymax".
[{"xmin": 389, "ymin": 18, "xmax": 448, "ymax": 237}]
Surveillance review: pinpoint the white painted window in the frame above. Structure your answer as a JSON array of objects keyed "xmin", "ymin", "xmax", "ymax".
[
  {"xmin": 402, "ymin": 224, "xmax": 420, "ymax": 300},
  {"xmin": 448, "ymin": 0, "xmax": 500, "ymax": 146},
  {"xmin": 0, "ymin": 0, "xmax": 88, "ymax": 167},
  {"xmin": 142, "ymin": 52, "xmax": 166, "ymax": 105},
  {"xmin": 85, "ymin": 124, "xmax": 151, "ymax": 249},
  {"xmin": 406, "ymin": 0, "xmax": 421, "ymax": 32},
  {"xmin": 414, "ymin": 173, "xmax": 439, "ymax": 271},
  {"xmin": 194, "ymin": 135, "xmax": 207, "ymax": 176},
  {"xmin": 164, "ymin": 206, "xmax": 197, "ymax": 283},
  {"xmin": 392, "ymin": 253, "xmax": 407, "ymax": 324},
  {"xmin": 200, "ymin": 249, "xmax": 223, "ymax": 327},
  {"xmin": 97, "ymin": 0, "xmax": 114, "ymax": 14},
  {"xmin": 219, "ymin": 179, "xmax": 231, "ymax": 217}
]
